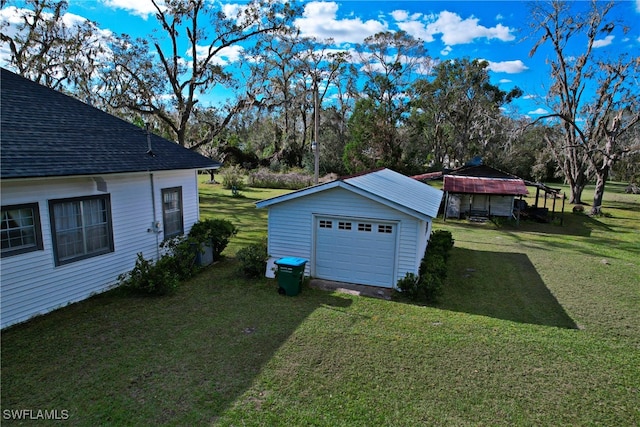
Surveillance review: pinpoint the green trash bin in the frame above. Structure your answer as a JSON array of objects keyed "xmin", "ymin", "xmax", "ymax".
[{"xmin": 275, "ymin": 257, "xmax": 308, "ymax": 296}]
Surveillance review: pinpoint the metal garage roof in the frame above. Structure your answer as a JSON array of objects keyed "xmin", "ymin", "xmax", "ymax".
[
  {"xmin": 345, "ymin": 168, "xmax": 443, "ymax": 218},
  {"xmin": 256, "ymin": 168, "xmax": 444, "ymax": 220}
]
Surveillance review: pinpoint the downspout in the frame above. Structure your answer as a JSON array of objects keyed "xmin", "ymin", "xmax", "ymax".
[
  {"xmin": 146, "ymin": 124, "xmax": 160, "ymax": 260},
  {"xmin": 149, "ymin": 172, "xmax": 160, "ymax": 260},
  {"xmin": 194, "ymin": 170, "xmax": 201, "ymax": 222}
]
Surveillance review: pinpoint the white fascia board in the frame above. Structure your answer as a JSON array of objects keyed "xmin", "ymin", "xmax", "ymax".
[{"xmin": 255, "ymin": 179, "xmax": 436, "ymax": 221}]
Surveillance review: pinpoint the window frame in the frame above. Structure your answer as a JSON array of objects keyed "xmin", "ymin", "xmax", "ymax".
[
  {"xmin": 358, "ymin": 223, "xmax": 372, "ymax": 232},
  {"xmin": 1, "ymin": 203, "xmax": 44, "ymax": 257},
  {"xmin": 378, "ymin": 224, "xmax": 393, "ymax": 234},
  {"xmin": 49, "ymin": 194, "xmax": 114, "ymax": 266},
  {"xmin": 338, "ymin": 221, "xmax": 352, "ymax": 230},
  {"xmin": 319, "ymin": 219, "xmax": 333, "ymax": 229},
  {"xmin": 162, "ymin": 187, "xmax": 184, "ymax": 239}
]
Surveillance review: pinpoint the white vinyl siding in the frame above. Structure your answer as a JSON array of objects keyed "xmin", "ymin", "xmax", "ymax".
[
  {"xmin": 0, "ymin": 169, "xmax": 201, "ymax": 328},
  {"xmin": 265, "ymin": 187, "xmax": 428, "ymax": 287}
]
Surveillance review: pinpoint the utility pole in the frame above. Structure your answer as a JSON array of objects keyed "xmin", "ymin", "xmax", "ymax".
[{"xmin": 313, "ymin": 74, "xmax": 320, "ymax": 185}]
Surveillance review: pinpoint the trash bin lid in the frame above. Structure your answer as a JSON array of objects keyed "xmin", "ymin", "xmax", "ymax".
[{"xmin": 275, "ymin": 257, "xmax": 308, "ymax": 267}]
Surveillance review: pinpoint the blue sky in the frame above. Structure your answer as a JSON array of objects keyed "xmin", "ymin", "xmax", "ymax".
[{"xmin": 2, "ymin": 0, "xmax": 639, "ymax": 117}]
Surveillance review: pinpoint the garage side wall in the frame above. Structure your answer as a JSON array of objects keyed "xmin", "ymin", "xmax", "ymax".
[{"xmin": 265, "ymin": 187, "xmax": 427, "ymax": 286}]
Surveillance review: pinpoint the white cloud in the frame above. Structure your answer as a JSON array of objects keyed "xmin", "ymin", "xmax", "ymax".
[
  {"xmin": 636, "ymin": 0, "xmax": 640, "ymax": 12},
  {"xmin": 499, "ymin": 79, "xmax": 512, "ymax": 84},
  {"xmin": 528, "ymin": 108, "xmax": 549, "ymax": 115},
  {"xmin": 222, "ymin": 3, "xmax": 243, "ymax": 18},
  {"xmin": 194, "ymin": 44, "xmax": 244, "ymax": 66},
  {"xmin": 101, "ymin": 0, "xmax": 160, "ymax": 19},
  {"xmin": 392, "ymin": 9, "xmax": 516, "ymax": 47},
  {"xmin": 391, "ymin": 9, "xmax": 408, "ymax": 22},
  {"xmin": 0, "ymin": 6, "xmax": 26, "ymax": 26},
  {"xmin": 397, "ymin": 19, "xmax": 434, "ymax": 42},
  {"xmin": 424, "ymin": 11, "xmax": 515, "ymax": 45},
  {"xmin": 486, "ymin": 60, "xmax": 529, "ymax": 73},
  {"xmin": 440, "ymin": 46, "xmax": 452, "ymax": 56},
  {"xmin": 295, "ymin": 1, "xmax": 387, "ymax": 44},
  {"xmin": 593, "ymin": 35, "xmax": 614, "ymax": 48}
]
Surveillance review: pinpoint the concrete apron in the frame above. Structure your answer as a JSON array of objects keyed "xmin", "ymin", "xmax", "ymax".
[{"xmin": 309, "ymin": 279, "xmax": 392, "ymax": 300}]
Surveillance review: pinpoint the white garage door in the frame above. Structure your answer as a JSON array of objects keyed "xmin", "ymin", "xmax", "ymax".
[{"xmin": 315, "ymin": 217, "xmax": 397, "ymax": 287}]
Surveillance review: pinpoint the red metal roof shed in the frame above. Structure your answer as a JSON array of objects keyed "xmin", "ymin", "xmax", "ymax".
[{"xmin": 443, "ymin": 176, "xmax": 528, "ymax": 195}]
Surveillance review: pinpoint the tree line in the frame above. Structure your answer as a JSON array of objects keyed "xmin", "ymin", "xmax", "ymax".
[{"xmin": 1, "ymin": 0, "xmax": 638, "ymax": 214}]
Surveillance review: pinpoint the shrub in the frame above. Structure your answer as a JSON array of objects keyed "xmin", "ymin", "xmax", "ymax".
[
  {"xmin": 427, "ymin": 230, "xmax": 454, "ymax": 261},
  {"xmin": 396, "ymin": 273, "xmax": 421, "ymax": 299},
  {"xmin": 418, "ymin": 252, "xmax": 447, "ymax": 302},
  {"xmin": 236, "ymin": 241, "xmax": 268, "ymax": 278},
  {"xmin": 118, "ymin": 218, "xmax": 238, "ymax": 296},
  {"xmin": 220, "ymin": 165, "xmax": 246, "ymax": 191},
  {"xmin": 248, "ymin": 168, "xmax": 313, "ymax": 190},
  {"xmin": 160, "ymin": 235, "xmax": 199, "ymax": 279},
  {"xmin": 118, "ymin": 253, "xmax": 179, "ymax": 296},
  {"xmin": 397, "ymin": 230, "xmax": 454, "ymax": 303},
  {"xmin": 188, "ymin": 218, "xmax": 238, "ymax": 260}
]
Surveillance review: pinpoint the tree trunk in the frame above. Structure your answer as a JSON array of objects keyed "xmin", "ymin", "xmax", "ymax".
[
  {"xmin": 590, "ymin": 167, "xmax": 609, "ymax": 216},
  {"xmin": 568, "ymin": 176, "xmax": 586, "ymax": 205}
]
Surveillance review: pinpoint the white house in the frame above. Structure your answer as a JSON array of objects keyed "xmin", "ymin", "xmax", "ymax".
[
  {"xmin": 256, "ymin": 168, "xmax": 444, "ymax": 289},
  {"xmin": 0, "ymin": 68, "xmax": 220, "ymax": 328}
]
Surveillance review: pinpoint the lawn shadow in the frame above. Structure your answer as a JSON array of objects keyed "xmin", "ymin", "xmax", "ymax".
[
  {"xmin": 0, "ymin": 260, "xmax": 351, "ymax": 424},
  {"xmin": 438, "ymin": 247, "xmax": 577, "ymax": 329},
  {"xmin": 503, "ymin": 212, "xmax": 617, "ymax": 237}
]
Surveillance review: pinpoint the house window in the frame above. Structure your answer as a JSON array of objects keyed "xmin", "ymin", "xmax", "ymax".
[
  {"xmin": 162, "ymin": 187, "xmax": 183, "ymax": 238},
  {"xmin": 378, "ymin": 225, "xmax": 393, "ymax": 234},
  {"xmin": 319, "ymin": 220, "xmax": 332, "ymax": 229},
  {"xmin": 338, "ymin": 221, "xmax": 352, "ymax": 230},
  {"xmin": 358, "ymin": 223, "xmax": 372, "ymax": 232},
  {"xmin": 49, "ymin": 195, "xmax": 114, "ymax": 265},
  {"xmin": 1, "ymin": 203, "xmax": 44, "ymax": 257}
]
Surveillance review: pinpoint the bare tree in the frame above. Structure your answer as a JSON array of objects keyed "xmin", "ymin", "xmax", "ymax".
[
  {"xmin": 528, "ymin": 0, "xmax": 640, "ymax": 210},
  {"xmin": 236, "ymin": 30, "xmax": 348, "ymax": 168},
  {"xmin": 0, "ymin": 0, "xmax": 107, "ymax": 96},
  {"xmin": 99, "ymin": 0, "xmax": 299, "ymax": 148}
]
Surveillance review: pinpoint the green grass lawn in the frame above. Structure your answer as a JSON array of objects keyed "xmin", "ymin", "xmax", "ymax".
[{"xmin": 2, "ymin": 179, "xmax": 639, "ymax": 425}]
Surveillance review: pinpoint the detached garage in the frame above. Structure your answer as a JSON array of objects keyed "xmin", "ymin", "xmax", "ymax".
[{"xmin": 256, "ymin": 169, "xmax": 443, "ymax": 289}]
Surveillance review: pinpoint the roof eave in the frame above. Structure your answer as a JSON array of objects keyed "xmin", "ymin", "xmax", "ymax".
[
  {"xmin": 255, "ymin": 180, "xmax": 342, "ymax": 208},
  {"xmin": 1, "ymin": 164, "xmax": 221, "ymax": 180},
  {"xmin": 256, "ymin": 179, "xmax": 441, "ymax": 221}
]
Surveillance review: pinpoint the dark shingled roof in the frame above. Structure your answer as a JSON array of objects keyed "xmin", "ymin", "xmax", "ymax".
[
  {"xmin": 1, "ymin": 68, "xmax": 220, "ymax": 179},
  {"xmin": 447, "ymin": 164, "xmax": 519, "ymax": 179}
]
